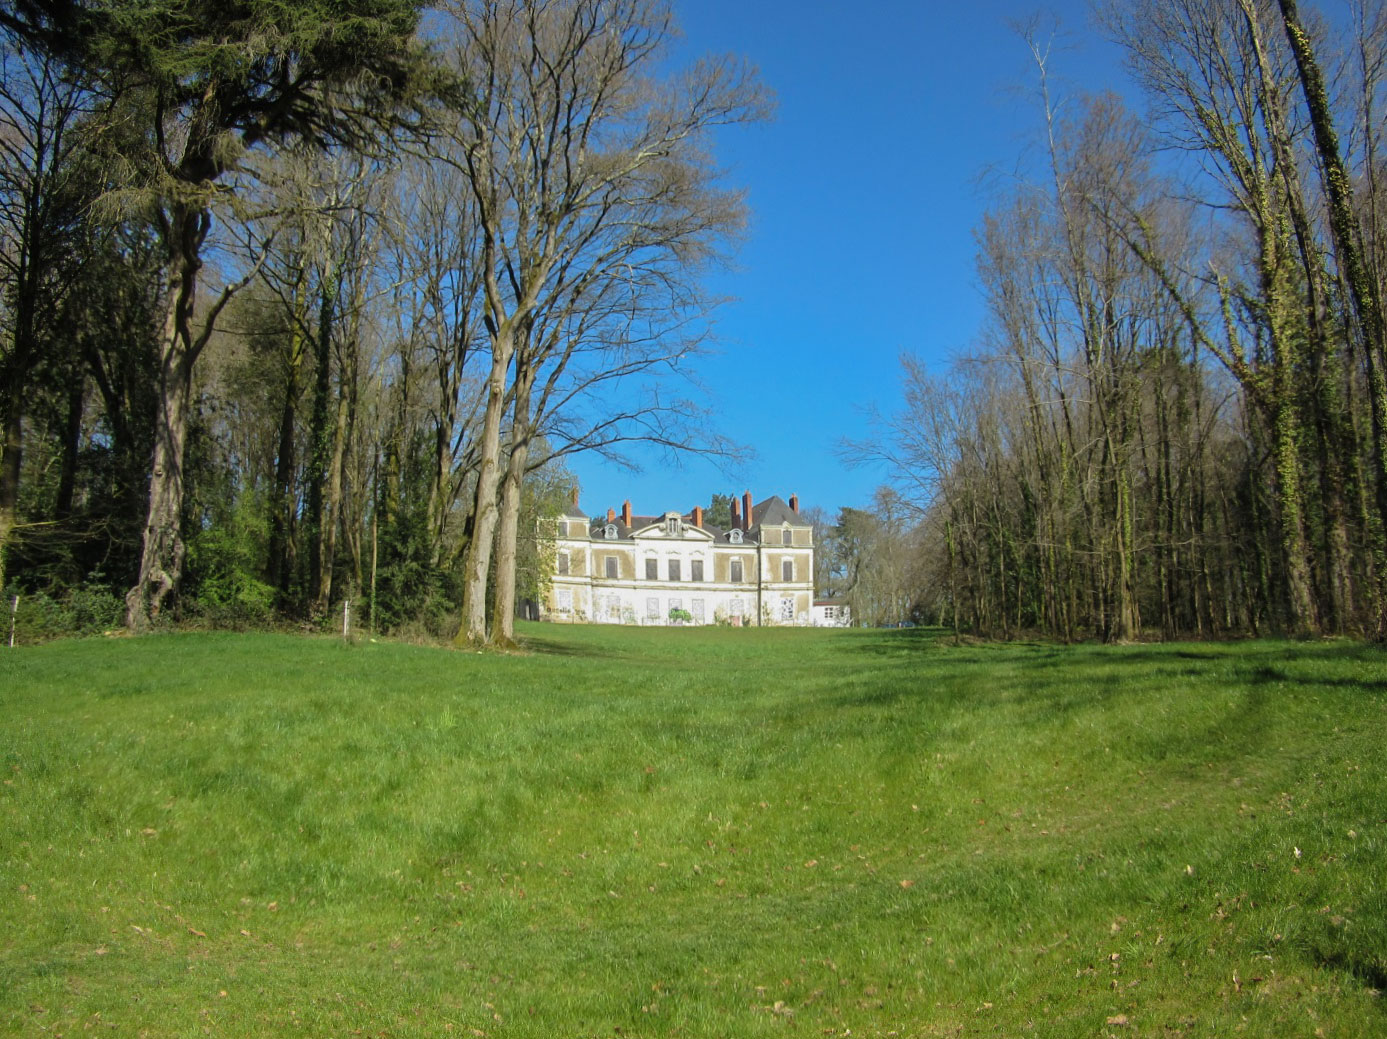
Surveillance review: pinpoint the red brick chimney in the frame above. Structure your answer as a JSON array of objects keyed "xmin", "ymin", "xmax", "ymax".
[
  {"xmin": 622, "ymin": 500, "xmax": 632, "ymax": 526},
  {"xmin": 692, "ymin": 505, "xmax": 704, "ymax": 529},
  {"xmin": 729, "ymin": 498, "xmax": 741, "ymax": 530},
  {"xmin": 607, "ymin": 507, "xmax": 616, "ymax": 523},
  {"xmin": 571, "ymin": 486, "xmax": 580, "ymax": 508},
  {"xmin": 789, "ymin": 493, "xmax": 799, "ymax": 513},
  {"xmin": 742, "ymin": 490, "xmax": 753, "ymax": 531}
]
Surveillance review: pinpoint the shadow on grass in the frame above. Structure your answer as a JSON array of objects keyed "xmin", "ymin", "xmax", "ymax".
[
  {"xmin": 1306, "ymin": 944, "xmax": 1387, "ymax": 993},
  {"xmin": 516, "ymin": 633, "xmax": 627, "ymax": 659},
  {"xmin": 1246, "ymin": 663, "xmax": 1387, "ymax": 693},
  {"xmin": 844, "ymin": 626, "xmax": 955, "ymax": 646},
  {"xmin": 821, "ymin": 632, "xmax": 1387, "ymax": 775}
]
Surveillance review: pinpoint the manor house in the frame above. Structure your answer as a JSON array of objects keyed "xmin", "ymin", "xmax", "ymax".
[{"xmin": 545, "ymin": 491, "xmax": 814, "ymax": 626}]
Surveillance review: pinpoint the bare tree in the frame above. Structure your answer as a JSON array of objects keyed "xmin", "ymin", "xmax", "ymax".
[
  {"xmin": 1276, "ymin": 0, "xmax": 1387, "ymax": 630},
  {"xmin": 436, "ymin": 0, "xmax": 768, "ymax": 645},
  {"xmin": 1103, "ymin": 0, "xmax": 1336, "ymax": 635},
  {"xmin": 381, "ymin": 153, "xmax": 487, "ymax": 568}
]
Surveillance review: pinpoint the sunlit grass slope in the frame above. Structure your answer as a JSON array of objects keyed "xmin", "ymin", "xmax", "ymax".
[{"xmin": 2, "ymin": 625, "xmax": 1384, "ymax": 1036}]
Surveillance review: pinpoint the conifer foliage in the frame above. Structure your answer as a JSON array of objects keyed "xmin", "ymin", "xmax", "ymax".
[{"xmin": 0, "ymin": 0, "xmax": 760, "ymax": 642}]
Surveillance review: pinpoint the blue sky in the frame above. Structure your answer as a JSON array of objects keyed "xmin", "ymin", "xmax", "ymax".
[{"xmin": 567, "ymin": 0, "xmax": 1123, "ymax": 521}]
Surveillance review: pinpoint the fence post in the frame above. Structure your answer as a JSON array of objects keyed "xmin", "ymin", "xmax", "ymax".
[
  {"xmin": 8, "ymin": 595, "xmax": 16, "ymax": 648},
  {"xmin": 343, "ymin": 599, "xmax": 351, "ymax": 641}
]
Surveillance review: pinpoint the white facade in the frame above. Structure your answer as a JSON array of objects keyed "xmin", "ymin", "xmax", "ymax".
[
  {"xmin": 812, "ymin": 599, "xmax": 852, "ymax": 627},
  {"xmin": 545, "ymin": 494, "xmax": 815, "ymax": 627}
]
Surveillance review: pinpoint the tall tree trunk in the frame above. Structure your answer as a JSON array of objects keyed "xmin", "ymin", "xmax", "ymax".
[
  {"xmin": 1262, "ymin": 247, "xmax": 1320, "ymax": 636},
  {"xmin": 945, "ymin": 516, "xmax": 959, "ymax": 639},
  {"xmin": 341, "ymin": 356, "xmax": 364, "ymax": 599},
  {"xmin": 1278, "ymin": 0, "xmax": 1387, "ymax": 632},
  {"xmin": 314, "ymin": 382, "xmax": 349, "ymax": 615},
  {"xmin": 126, "ymin": 206, "xmax": 207, "ymax": 631},
  {"xmin": 267, "ymin": 337, "xmax": 302, "ymax": 599},
  {"xmin": 429, "ymin": 395, "xmax": 456, "ymax": 567},
  {"xmin": 305, "ymin": 268, "xmax": 338, "ymax": 614},
  {"xmin": 125, "ymin": 336, "xmax": 194, "ymax": 629},
  {"xmin": 490, "ymin": 362, "xmax": 535, "ymax": 645},
  {"xmin": 1239, "ymin": 0, "xmax": 1355, "ymax": 633},
  {"xmin": 54, "ymin": 376, "xmax": 83, "ymax": 519},
  {"xmin": 1270, "ymin": 379, "xmax": 1318, "ymax": 636},
  {"xmin": 455, "ymin": 324, "xmax": 514, "ymax": 645},
  {"xmin": 1245, "ymin": 100, "xmax": 1320, "ymax": 636}
]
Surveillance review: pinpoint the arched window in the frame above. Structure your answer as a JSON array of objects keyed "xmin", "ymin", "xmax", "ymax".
[
  {"xmin": 604, "ymin": 524, "xmax": 617, "ymax": 540},
  {"xmin": 729, "ymin": 529, "xmax": 743, "ymax": 545}
]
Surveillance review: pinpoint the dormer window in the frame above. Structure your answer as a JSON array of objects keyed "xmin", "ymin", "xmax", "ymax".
[
  {"xmin": 666, "ymin": 515, "xmax": 681, "ymax": 535},
  {"xmin": 782, "ymin": 527, "xmax": 792, "ymax": 545},
  {"xmin": 604, "ymin": 524, "xmax": 617, "ymax": 540},
  {"xmin": 729, "ymin": 529, "xmax": 743, "ymax": 544}
]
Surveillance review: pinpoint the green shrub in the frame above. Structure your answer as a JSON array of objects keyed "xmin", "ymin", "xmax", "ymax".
[
  {"xmin": 2, "ymin": 575, "xmax": 123, "ymax": 644},
  {"xmin": 183, "ymin": 502, "xmax": 277, "ymax": 629}
]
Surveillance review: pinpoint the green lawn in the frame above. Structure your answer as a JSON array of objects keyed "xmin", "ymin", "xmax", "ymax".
[{"xmin": 2, "ymin": 624, "xmax": 1384, "ymax": 1036}]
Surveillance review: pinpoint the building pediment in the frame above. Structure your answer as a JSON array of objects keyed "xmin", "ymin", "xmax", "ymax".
[{"xmin": 630, "ymin": 521, "xmax": 715, "ymax": 543}]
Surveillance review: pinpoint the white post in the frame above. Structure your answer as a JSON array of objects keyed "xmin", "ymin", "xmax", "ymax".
[
  {"xmin": 343, "ymin": 599, "xmax": 350, "ymax": 641},
  {"xmin": 8, "ymin": 595, "xmax": 16, "ymax": 648}
]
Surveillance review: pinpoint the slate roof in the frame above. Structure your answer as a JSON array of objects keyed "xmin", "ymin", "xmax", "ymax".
[
  {"xmin": 586, "ymin": 516, "xmax": 660, "ymax": 541},
  {"xmin": 583, "ymin": 514, "xmax": 757, "ymax": 544},
  {"xmin": 573, "ymin": 495, "xmax": 806, "ymax": 542},
  {"xmin": 750, "ymin": 495, "xmax": 803, "ymax": 528}
]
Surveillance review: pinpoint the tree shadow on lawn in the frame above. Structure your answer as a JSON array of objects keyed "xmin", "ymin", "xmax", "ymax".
[
  {"xmin": 846, "ymin": 631, "xmax": 1387, "ymax": 692},
  {"xmin": 825, "ymin": 633, "xmax": 1387, "ymax": 768},
  {"xmin": 517, "ymin": 633, "xmax": 628, "ymax": 659}
]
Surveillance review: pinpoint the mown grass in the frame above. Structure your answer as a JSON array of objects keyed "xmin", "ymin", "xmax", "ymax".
[{"xmin": 1, "ymin": 624, "xmax": 1384, "ymax": 1037}]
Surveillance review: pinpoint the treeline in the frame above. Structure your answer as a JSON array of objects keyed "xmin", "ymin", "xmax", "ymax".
[
  {"xmin": 874, "ymin": 0, "xmax": 1387, "ymax": 640},
  {"xmin": 0, "ymin": 0, "xmax": 762, "ymax": 644}
]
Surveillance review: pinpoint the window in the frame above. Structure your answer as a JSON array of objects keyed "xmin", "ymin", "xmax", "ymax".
[
  {"xmin": 668, "ymin": 558, "xmax": 681, "ymax": 582},
  {"xmin": 646, "ymin": 597, "xmax": 660, "ymax": 621},
  {"xmin": 782, "ymin": 559, "xmax": 793, "ymax": 582},
  {"xmin": 645, "ymin": 558, "xmax": 658, "ymax": 581},
  {"xmin": 779, "ymin": 597, "xmax": 793, "ymax": 622},
  {"xmin": 604, "ymin": 524, "xmax": 617, "ymax": 540},
  {"xmin": 669, "ymin": 597, "xmax": 682, "ymax": 612},
  {"xmin": 556, "ymin": 588, "xmax": 573, "ymax": 613},
  {"xmin": 730, "ymin": 559, "xmax": 743, "ymax": 583},
  {"xmin": 666, "ymin": 516, "xmax": 681, "ymax": 535},
  {"xmin": 782, "ymin": 528, "xmax": 792, "ymax": 546},
  {"xmin": 606, "ymin": 556, "xmax": 619, "ymax": 579},
  {"xmin": 691, "ymin": 558, "xmax": 704, "ymax": 582},
  {"xmin": 729, "ymin": 529, "xmax": 743, "ymax": 544},
  {"xmin": 729, "ymin": 596, "xmax": 744, "ymax": 618},
  {"xmin": 557, "ymin": 551, "xmax": 570, "ymax": 576},
  {"xmin": 692, "ymin": 598, "xmax": 705, "ymax": 623}
]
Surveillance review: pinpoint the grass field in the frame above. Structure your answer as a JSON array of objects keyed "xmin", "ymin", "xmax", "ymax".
[{"xmin": 2, "ymin": 624, "xmax": 1384, "ymax": 1037}]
